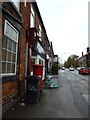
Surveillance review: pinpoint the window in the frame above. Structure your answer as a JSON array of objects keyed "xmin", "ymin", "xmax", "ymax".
[
  {"xmin": 11, "ymin": 0, "xmax": 20, "ymax": 11},
  {"xmin": 31, "ymin": 58, "xmax": 35, "ymax": 65},
  {"xmin": 2, "ymin": 20, "xmax": 18, "ymax": 75},
  {"xmin": 30, "ymin": 5, "xmax": 35, "ymax": 27},
  {"xmin": 39, "ymin": 24, "xmax": 42, "ymax": 41},
  {"xmin": 24, "ymin": 0, "xmax": 27, "ymax": 7},
  {"xmin": 39, "ymin": 59, "xmax": 42, "ymax": 65},
  {"xmin": 37, "ymin": 42, "xmax": 44, "ymax": 55}
]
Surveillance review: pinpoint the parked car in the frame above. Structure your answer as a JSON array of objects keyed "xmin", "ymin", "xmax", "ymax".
[
  {"xmin": 61, "ymin": 67, "xmax": 65, "ymax": 70},
  {"xmin": 69, "ymin": 67, "xmax": 74, "ymax": 71},
  {"xmin": 47, "ymin": 76, "xmax": 59, "ymax": 88},
  {"xmin": 79, "ymin": 68, "xmax": 90, "ymax": 75},
  {"xmin": 77, "ymin": 67, "xmax": 81, "ymax": 71}
]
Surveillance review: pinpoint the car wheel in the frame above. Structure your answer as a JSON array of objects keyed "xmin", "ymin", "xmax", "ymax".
[{"xmin": 79, "ymin": 71, "xmax": 80, "ymax": 74}]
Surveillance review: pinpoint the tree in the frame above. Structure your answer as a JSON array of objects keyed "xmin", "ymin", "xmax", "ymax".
[{"xmin": 64, "ymin": 54, "xmax": 79, "ymax": 68}]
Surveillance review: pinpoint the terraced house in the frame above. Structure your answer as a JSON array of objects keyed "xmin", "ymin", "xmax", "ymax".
[{"xmin": 0, "ymin": 0, "xmax": 54, "ymax": 116}]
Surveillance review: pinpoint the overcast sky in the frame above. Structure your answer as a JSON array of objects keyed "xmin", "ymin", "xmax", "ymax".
[{"xmin": 37, "ymin": 0, "xmax": 89, "ymax": 63}]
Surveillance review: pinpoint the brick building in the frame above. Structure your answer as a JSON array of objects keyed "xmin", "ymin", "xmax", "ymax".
[
  {"xmin": 79, "ymin": 52, "xmax": 87, "ymax": 68},
  {"xmin": 44, "ymin": 36, "xmax": 54, "ymax": 74},
  {"xmin": 29, "ymin": 2, "xmax": 54, "ymax": 80},
  {"xmin": 28, "ymin": 2, "xmax": 46, "ymax": 79},
  {"xmin": 1, "ymin": 1, "xmax": 22, "ymax": 114},
  {"xmin": 86, "ymin": 47, "xmax": 90, "ymax": 67},
  {"xmin": 0, "ymin": 1, "xmax": 55, "ymax": 116}
]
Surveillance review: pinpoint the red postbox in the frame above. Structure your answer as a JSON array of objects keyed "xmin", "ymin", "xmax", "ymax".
[{"xmin": 33, "ymin": 64, "xmax": 43, "ymax": 93}]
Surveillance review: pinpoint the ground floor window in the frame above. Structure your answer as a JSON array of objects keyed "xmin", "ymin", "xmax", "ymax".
[{"xmin": 2, "ymin": 20, "xmax": 18, "ymax": 75}]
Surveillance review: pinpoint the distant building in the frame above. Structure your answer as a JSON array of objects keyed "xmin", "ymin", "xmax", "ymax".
[
  {"xmin": 86, "ymin": 47, "xmax": 90, "ymax": 67},
  {"xmin": 79, "ymin": 49, "xmax": 90, "ymax": 68},
  {"xmin": 79, "ymin": 52, "xmax": 87, "ymax": 67}
]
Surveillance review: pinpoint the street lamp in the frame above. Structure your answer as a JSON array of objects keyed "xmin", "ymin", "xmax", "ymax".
[{"xmin": 60, "ymin": 53, "xmax": 66, "ymax": 66}]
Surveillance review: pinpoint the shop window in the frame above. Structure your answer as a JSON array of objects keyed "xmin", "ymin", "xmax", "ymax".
[
  {"xmin": 39, "ymin": 59, "xmax": 43, "ymax": 65},
  {"xmin": 31, "ymin": 58, "xmax": 35, "ymax": 65},
  {"xmin": 31, "ymin": 58, "xmax": 35, "ymax": 74},
  {"xmin": 2, "ymin": 20, "xmax": 18, "ymax": 75},
  {"xmin": 39, "ymin": 59, "xmax": 42, "ymax": 65}
]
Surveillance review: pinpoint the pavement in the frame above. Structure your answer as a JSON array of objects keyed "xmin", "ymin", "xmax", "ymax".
[{"xmin": 2, "ymin": 72, "xmax": 88, "ymax": 119}]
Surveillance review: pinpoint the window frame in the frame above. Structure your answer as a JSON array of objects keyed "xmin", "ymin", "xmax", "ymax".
[
  {"xmin": 24, "ymin": 0, "xmax": 27, "ymax": 7},
  {"xmin": 39, "ymin": 24, "xmax": 42, "ymax": 41},
  {"xmin": 30, "ymin": 5, "xmax": 35, "ymax": 27},
  {"xmin": 1, "ymin": 20, "xmax": 19, "ymax": 76},
  {"xmin": 11, "ymin": 0, "xmax": 20, "ymax": 11},
  {"xmin": 4, "ymin": 20, "xmax": 18, "ymax": 42}
]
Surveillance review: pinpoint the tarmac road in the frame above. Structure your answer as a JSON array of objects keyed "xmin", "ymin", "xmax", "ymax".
[{"xmin": 3, "ymin": 69, "xmax": 88, "ymax": 118}]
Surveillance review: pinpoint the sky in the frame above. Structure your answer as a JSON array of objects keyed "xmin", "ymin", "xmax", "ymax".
[{"xmin": 37, "ymin": 0, "xmax": 89, "ymax": 63}]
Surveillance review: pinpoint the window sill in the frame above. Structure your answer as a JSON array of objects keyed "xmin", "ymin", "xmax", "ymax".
[{"xmin": 0, "ymin": 75, "xmax": 19, "ymax": 83}]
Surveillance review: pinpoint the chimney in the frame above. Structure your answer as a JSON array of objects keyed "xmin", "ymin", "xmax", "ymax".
[
  {"xmin": 82, "ymin": 52, "xmax": 83, "ymax": 56},
  {"xmin": 87, "ymin": 47, "xmax": 90, "ymax": 53}
]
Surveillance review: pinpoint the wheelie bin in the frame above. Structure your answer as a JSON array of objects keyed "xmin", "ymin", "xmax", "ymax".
[
  {"xmin": 26, "ymin": 75, "xmax": 40, "ymax": 103},
  {"xmin": 33, "ymin": 64, "xmax": 43, "ymax": 93}
]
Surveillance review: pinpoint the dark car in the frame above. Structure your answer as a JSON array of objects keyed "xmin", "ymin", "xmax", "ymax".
[{"xmin": 79, "ymin": 68, "xmax": 90, "ymax": 75}]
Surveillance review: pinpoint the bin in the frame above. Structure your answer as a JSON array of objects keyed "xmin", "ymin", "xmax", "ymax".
[
  {"xmin": 33, "ymin": 64, "xmax": 43, "ymax": 92},
  {"xmin": 26, "ymin": 75, "xmax": 40, "ymax": 103}
]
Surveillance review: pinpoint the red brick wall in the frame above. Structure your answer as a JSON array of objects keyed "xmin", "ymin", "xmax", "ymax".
[
  {"xmin": 41, "ymin": 29, "xmax": 44, "ymax": 46},
  {"xmin": 35, "ymin": 13, "xmax": 39, "ymax": 32},
  {"xmin": 2, "ymin": 2, "xmax": 21, "ymax": 20},
  {"xmin": 19, "ymin": 2, "xmax": 31, "ymax": 96},
  {"xmin": 0, "ymin": 2, "xmax": 2, "ymax": 105},
  {"xmin": 2, "ymin": 81, "xmax": 18, "ymax": 105},
  {"xmin": 20, "ymin": 2, "xmax": 31, "ymax": 29},
  {"xmin": 1, "ymin": 2, "xmax": 21, "ymax": 113}
]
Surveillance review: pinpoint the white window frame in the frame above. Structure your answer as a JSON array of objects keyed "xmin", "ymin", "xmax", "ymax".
[
  {"xmin": 11, "ymin": 0, "xmax": 20, "ymax": 11},
  {"xmin": 4, "ymin": 20, "xmax": 18, "ymax": 42},
  {"xmin": 1, "ymin": 20, "xmax": 19, "ymax": 76},
  {"xmin": 39, "ymin": 24, "xmax": 42, "ymax": 41},
  {"xmin": 24, "ymin": 0, "xmax": 27, "ymax": 7},
  {"xmin": 30, "ymin": 5, "xmax": 35, "ymax": 27}
]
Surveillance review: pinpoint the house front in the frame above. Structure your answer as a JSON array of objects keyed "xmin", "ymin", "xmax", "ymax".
[
  {"xmin": 1, "ymin": 1, "xmax": 22, "ymax": 115},
  {"xmin": 28, "ymin": 2, "xmax": 46, "ymax": 80}
]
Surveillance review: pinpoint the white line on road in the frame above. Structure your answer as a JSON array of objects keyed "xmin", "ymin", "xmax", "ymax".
[
  {"xmin": 80, "ymin": 80, "xmax": 88, "ymax": 88},
  {"xmin": 65, "ymin": 70, "xmax": 88, "ymax": 88},
  {"xmin": 82, "ymin": 94, "xmax": 90, "ymax": 105}
]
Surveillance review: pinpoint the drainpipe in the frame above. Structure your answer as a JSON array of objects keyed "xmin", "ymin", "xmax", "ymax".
[{"xmin": 25, "ymin": 30, "xmax": 29, "ymax": 93}]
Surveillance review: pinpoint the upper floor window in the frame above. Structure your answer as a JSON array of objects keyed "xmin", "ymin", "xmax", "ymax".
[
  {"xmin": 30, "ymin": 4, "xmax": 35, "ymax": 27},
  {"xmin": 2, "ymin": 20, "xmax": 19, "ymax": 76},
  {"xmin": 39, "ymin": 24, "xmax": 42, "ymax": 41},
  {"xmin": 11, "ymin": 0, "xmax": 20, "ymax": 11},
  {"xmin": 24, "ymin": 0, "xmax": 27, "ymax": 7}
]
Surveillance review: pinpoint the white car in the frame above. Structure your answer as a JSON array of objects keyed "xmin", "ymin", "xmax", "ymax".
[
  {"xmin": 69, "ymin": 67, "xmax": 74, "ymax": 71},
  {"xmin": 61, "ymin": 67, "xmax": 65, "ymax": 70},
  {"xmin": 77, "ymin": 67, "xmax": 81, "ymax": 71}
]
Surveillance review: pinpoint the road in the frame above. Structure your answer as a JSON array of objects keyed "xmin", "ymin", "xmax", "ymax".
[
  {"xmin": 64, "ymin": 68, "xmax": 89, "ymax": 88},
  {"xmin": 3, "ymin": 69, "xmax": 89, "ymax": 118}
]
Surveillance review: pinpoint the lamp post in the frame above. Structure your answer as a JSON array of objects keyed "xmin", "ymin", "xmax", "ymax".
[{"xmin": 60, "ymin": 53, "xmax": 66, "ymax": 66}]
